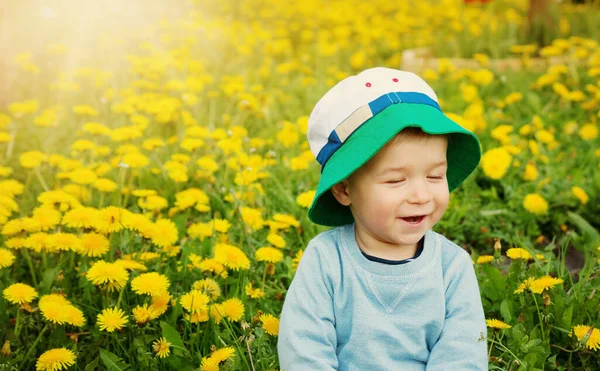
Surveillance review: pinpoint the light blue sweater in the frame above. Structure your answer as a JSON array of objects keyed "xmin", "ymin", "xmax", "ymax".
[{"xmin": 278, "ymin": 223, "xmax": 488, "ymax": 370}]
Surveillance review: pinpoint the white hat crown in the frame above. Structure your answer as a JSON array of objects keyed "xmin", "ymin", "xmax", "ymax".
[{"xmin": 307, "ymin": 67, "xmax": 440, "ymax": 168}]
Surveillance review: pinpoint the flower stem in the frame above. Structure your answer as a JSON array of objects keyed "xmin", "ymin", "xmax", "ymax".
[
  {"xmin": 22, "ymin": 324, "xmax": 48, "ymax": 366},
  {"xmin": 34, "ymin": 167, "xmax": 49, "ymax": 192},
  {"xmin": 22, "ymin": 250, "xmax": 38, "ymax": 286},
  {"xmin": 532, "ymin": 294, "xmax": 546, "ymax": 343},
  {"xmin": 15, "ymin": 308, "xmax": 22, "ymax": 337}
]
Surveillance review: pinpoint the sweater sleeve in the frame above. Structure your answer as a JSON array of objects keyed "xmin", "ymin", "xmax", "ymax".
[
  {"xmin": 277, "ymin": 241, "xmax": 338, "ymax": 371},
  {"xmin": 426, "ymin": 250, "xmax": 489, "ymax": 371}
]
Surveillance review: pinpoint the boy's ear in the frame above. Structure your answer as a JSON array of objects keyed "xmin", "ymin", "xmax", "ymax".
[{"xmin": 331, "ymin": 180, "xmax": 351, "ymax": 206}]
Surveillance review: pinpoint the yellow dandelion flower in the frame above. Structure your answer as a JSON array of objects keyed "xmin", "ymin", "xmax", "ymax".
[
  {"xmin": 0, "ymin": 248, "xmax": 16, "ymax": 268},
  {"xmin": 481, "ymin": 147, "xmax": 512, "ymax": 180},
  {"xmin": 86, "ymin": 260, "xmax": 129, "ymax": 291},
  {"xmin": 523, "ymin": 193, "xmax": 549, "ymax": 215},
  {"xmin": 200, "ymin": 356, "xmax": 220, "ymax": 371},
  {"xmin": 514, "ymin": 277, "xmax": 535, "ymax": 294},
  {"xmin": 132, "ymin": 304, "xmax": 158, "ymax": 325},
  {"xmin": 296, "ymin": 190, "xmax": 315, "ymax": 208},
  {"xmin": 149, "ymin": 219, "xmax": 179, "ymax": 248},
  {"xmin": 476, "ymin": 255, "xmax": 494, "ymax": 264},
  {"xmin": 152, "ymin": 337, "xmax": 171, "ymax": 358},
  {"xmin": 150, "ymin": 293, "xmax": 171, "ymax": 316},
  {"xmin": 260, "ymin": 313, "xmax": 280, "ymax": 336},
  {"xmin": 529, "ymin": 275, "xmax": 564, "ymax": 294},
  {"xmin": 35, "ymin": 348, "xmax": 76, "ymax": 371},
  {"xmin": 245, "ymin": 282, "xmax": 265, "ymax": 299},
  {"xmin": 180, "ymin": 290, "xmax": 210, "ymax": 314},
  {"xmin": 79, "ymin": 233, "xmax": 110, "ymax": 257},
  {"xmin": 94, "ymin": 206, "xmax": 126, "ymax": 234},
  {"xmin": 222, "ymin": 297, "xmax": 244, "ymax": 322},
  {"xmin": 267, "ymin": 234, "xmax": 286, "ymax": 248},
  {"xmin": 3, "ymin": 283, "xmax": 38, "ymax": 305},
  {"xmin": 506, "ymin": 248, "xmax": 533, "ymax": 260},
  {"xmin": 97, "ymin": 307, "xmax": 128, "ymax": 332},
  {"xmin": 255, "ymin": 247, "xmax": 284, "ymax": 263},
  {"xmin": 131, "ymin": 272, "xmax": 170, "ymax": 297},
  {"xmin": 62, "ymin": 207, "xmax": 99, "ymax": 229},
  {"xmin": 572, "ymin": 325, "xmax": 600, "ymax": 351},
  {"xmin": 571, "ymin": 186, "xmax": 589, "ymax": 205},
  {"xmin": 210, "ymin": 346, "xmax": 236, "ymax": 363},
  {"xmin": 214, "ymin": 243, "xmax": 250, "ymax": 270},
  {"xmin": 486, "ymin": 319, "xmax": 512, "ymax": 329},
  {"xmin": 46, "ymin": 233, "xmax": 82, "ymax": 253},
  {"xmin": 115, "ymin": 259, "xmax": 147, "ymax": 272},
  {"xmin": 192, "ymin": 278, "xmax": 221, "ymax": 300}
]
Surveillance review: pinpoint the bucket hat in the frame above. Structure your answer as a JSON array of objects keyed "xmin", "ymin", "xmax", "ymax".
[{"xmin": 307, "ymin": 67, "xmax": 481, "ymax": 227}]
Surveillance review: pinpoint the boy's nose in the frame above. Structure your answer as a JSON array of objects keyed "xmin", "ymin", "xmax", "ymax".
[{"xmin": 407, "ymin": 183, "xmax": 431, "ymax": 204}]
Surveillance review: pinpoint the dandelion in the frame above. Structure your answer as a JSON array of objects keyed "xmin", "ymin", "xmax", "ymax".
[
  {"xmin": 267, "ymin": 233, "xmax": 286, "ymax": 248},
  {"xmin": 506, "ymin": 248, "xmax": 533, "ymax": 260},
  {"xmin": 131, "ymin": 272, "xmax": 170, "ymax": 297},
  {"xmin": 132, "ymin": 304, "xmax": 158, "ymax": 325},
  {"xmin": 214, "ymin": 243, "xmax": 250, "ymax": 270},
  {"xmin": 180, "ymin": 290, "xmax": 210, "ymax": 314},
  {"xmin": 3, "ymin": 283, "xmax": 38, "ymax": 305},
  {"xmin": 260, "ymin": 313, "xmax": 280, "ymax": 336},
  {"xmin": 296, "ymin": 190, "xmax": 315, "ymax": 208},
  {"xmin": 571, "ymin": 186, "xmax": 589, "ymax": 205},
  {"xmin": 79, "ymin": 233, "xmax": 110, "ymax": 257},
  {"xmin": 36, "ymin": 348, "xmax": 76, "ymax": 371},
  {"xmin": 572, "ymin": 325, "xmax": 600, "ymax": 351},
  {"xmin": 245, "ymin": 282, "xmax": 265, "ymax": 299},
  {"xmin": 529, "ymin": 275, "xmax": 564, "ymax": 294},
  {"xmin": 222, "ymin": 297, "xmax": 245, "ymax": 322},
  {"xmin": 210, "ymin": 346, "xmax": 236, "ymax": 363},
  {"xmin": 62, "ymin": 207, "xmax": 99, "ymax": 229},
  {"xmin": 150, "ymin": 219, "xmax": 179, "ymax": 247},
  {"xmin": 476, "ymin": 255, "xmax": 494, "ymax": 264},
  {"xmin": 152, "ymin": 337, "xmax": 171, "ymax": 358},
  {"xmin": 192, "ymin": 278, "xmax": 222, "ymax": 299},
  {"xmin": 480, "ymin": 147, "xmax": 512, "ymax": 180},
  {"xmin": 486, "ymin": 319, "xmax": 512, "ymax": 329},
  {"xmin": 0, "ymin": 248, "xmax": 16, "ymax": 268},
  {"xmin": 255, "ymin": 247, "xmax": 284, "ymax": 263},
  {"xmin": 150, "ymin": 293, "xmax": 171, "ymax": 316},
  {"xmin": 514, "ymin": 277, "xmax": 535, "ymax": 294},
  {"xmin": 86, "ymin": 260, "xmax": 130, "ymax": 291},
  {"xmin": 97, "ymin": 307, "xmax": 128, "ymax": 332},
  {"xmin": 523, "ymin": 193, "xmax": 549, "ymax": 215}
]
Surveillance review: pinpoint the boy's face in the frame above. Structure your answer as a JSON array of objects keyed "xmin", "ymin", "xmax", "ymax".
[{"xmin": 332, "ymin": 134, "xmax": 449, "ymax": 255}]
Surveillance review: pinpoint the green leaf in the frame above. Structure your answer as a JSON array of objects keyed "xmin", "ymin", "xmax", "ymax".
[
  {"xmin": 500, "ymin": 299, "xmax": 513, "ymax": 324},
  {"xmin": 560, "ymin": 306, "xmax": 573, "ymax": 330},
  {"xmin": 522, "ymin": 338, "xmax": 542, "ymax": 352},
  {"xmin": 482, "ymin": 264, "xmax": 506, "ymax": 301},
  {"xmin": 85, "ymin": 356, "xmax": 100, "ymax": 371},
  {"xmin": 567, "ymin": 212, "xmax": 600, "ymax": 245},
  {"xmin": 160, "ymin": 321, "xmax": 188, "ymax": 355},
  {"xmin": 99, "ymin": 348, "xmax": 130, "ymax": 371},
  {"xmin": 40, "ymin": 266, "xmax": 61, "ymax": 291}
]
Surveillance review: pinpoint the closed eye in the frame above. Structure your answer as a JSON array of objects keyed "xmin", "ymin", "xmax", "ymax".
[{"xmin": 386, "ymin": 179, "xmax": 405, "ymax": 184}]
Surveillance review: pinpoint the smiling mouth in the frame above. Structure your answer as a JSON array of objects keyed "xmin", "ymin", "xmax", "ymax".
[{"xmin": 399, "ymin": 215, "xmax": 426, "ymax": 224}]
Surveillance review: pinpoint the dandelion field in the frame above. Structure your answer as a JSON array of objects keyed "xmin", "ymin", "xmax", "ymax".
[{"xmin": 1, "ymin": 0, "xmax": 600, "ymax": 370}]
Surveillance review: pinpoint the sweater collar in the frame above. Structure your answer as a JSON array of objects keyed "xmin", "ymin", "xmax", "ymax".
[{"xmin": 340, "ymin": 223, "xmax": 439, "ymax": 278}]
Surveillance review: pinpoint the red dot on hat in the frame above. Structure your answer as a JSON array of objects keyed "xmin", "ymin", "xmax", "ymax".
[
  {"xmin": 365, "ymin": 82, "xmax": 371, "ymax": 87},
  {"xmin": 392, "ymin": 78, "xmax": 398, "ymax": 82}
]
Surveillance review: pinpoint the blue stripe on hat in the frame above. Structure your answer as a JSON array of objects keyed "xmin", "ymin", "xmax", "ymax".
[{"xmin": 316, "ymin": 92, "xmax": 440, "ymax": 171}]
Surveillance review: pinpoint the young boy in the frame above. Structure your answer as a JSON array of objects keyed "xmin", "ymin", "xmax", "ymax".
[{"xmin": 278, "ymin": 67, "xmax": 488, "ymax": 370}]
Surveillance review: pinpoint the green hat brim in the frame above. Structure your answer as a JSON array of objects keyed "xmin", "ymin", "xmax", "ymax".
[{"xmin": 307, "ymin": 103, "xmax": 481, "ymax": 227}]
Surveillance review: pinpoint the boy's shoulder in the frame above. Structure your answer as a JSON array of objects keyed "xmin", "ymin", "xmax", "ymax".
[{"xmin": 435, "ymin": 231, "xmax": 474, "ymax": 271}]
